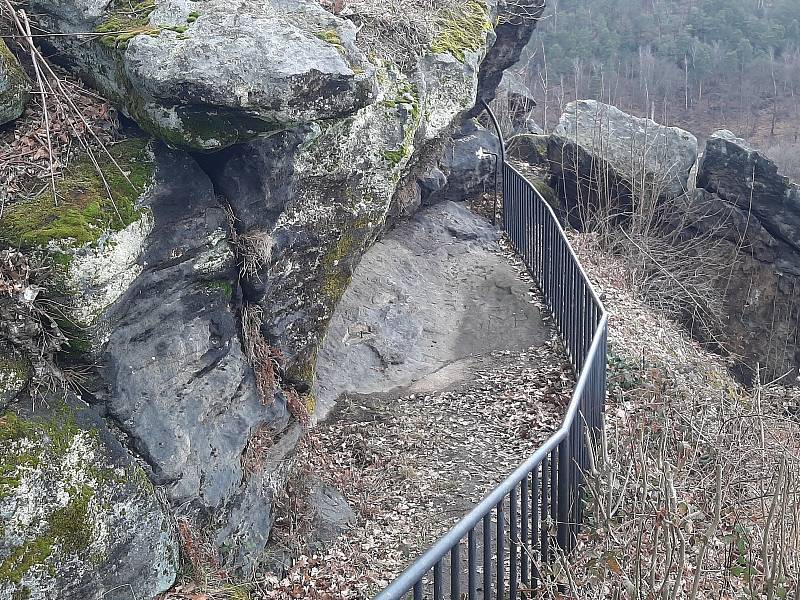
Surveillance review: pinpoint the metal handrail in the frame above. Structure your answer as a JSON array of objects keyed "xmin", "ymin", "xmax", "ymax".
[{"xmin": 373, "ymin": 117, "xmax": 608, "ymax": 600}]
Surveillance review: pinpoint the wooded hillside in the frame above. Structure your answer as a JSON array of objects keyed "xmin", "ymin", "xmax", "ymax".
[{"xmin": 520, "ymin": 0, "xmax": 800, "ymax": 175}]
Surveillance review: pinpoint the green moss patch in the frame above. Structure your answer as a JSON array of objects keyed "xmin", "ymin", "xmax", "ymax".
[
  {"xmin": 0, "ymin": 138, "xmax": 153, "ymax": 249},
  {"xmin": 0, "ymin": 410, "xmax": 109, "ymax": 585},
  {"xmin": 315, "ymin": 29, "xmax": 344, "ymax": 52},
  {"xmin": 431, "ymin": 0, "xmax": 491, "ymax": 62},
  {"xmin": 95, "ymin": 0, "xmax": 159, "ymax": 49},
  {"xmin": 382, "ymin": 82, "xmax": 422, "ymax": 168},
  {"xmin": 200, "ymin": 279, "xmax": 233, "ymax": 300}
]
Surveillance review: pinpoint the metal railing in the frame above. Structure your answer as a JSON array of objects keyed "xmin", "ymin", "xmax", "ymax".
[{"xmin": 373, "ymin": 128, "xmax": 608, "ymax": 600}]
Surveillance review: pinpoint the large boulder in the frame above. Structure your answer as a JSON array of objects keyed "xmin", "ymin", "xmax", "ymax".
[
  {"xmin": 423, "ymin": 119, "xmax": 501, "ymax": 205},
  {"xmin": 31, "ymin": 0, "xmax": 377, "ymax": 150},
  {"xmin": 548, "ymin": 100, "xmax": 698, "ymax": 225},
  {"xmin": 0, "ymin": 398, "xmax": 177, "ymax": 600},
  {"xmin": 699, "ymin": 130, "xmax": 800, "ymax": 254},
  {"xmin": 686, "ymin": 132, "xmax": 800, "ymax": 380},
  {"xmin": 0, "ymin": 39, "xmax": 29, "ymax": 125}
]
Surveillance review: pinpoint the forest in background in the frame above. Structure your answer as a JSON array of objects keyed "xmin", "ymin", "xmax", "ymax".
[{"xmin": 517, "ymin": 0, "xmax": 800, "ymax": 178}]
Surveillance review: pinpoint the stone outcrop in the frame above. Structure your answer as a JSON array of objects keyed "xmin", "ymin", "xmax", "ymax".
[
  {"xmin": 1, "ymin": 0, "xmax": 546, "ymax": 596},
  {"xmin": 31, "ymin": 0, "xmax": 377, "ymax": 150},
  {"xmin": 699, "ymin": 130, "xmax": 800, "ymax": 254},
  {"xmin": 0, "ymin": 397, "xmax": 177, "ymax": 600},
  {"xmin": 0, "ymin": 39, "xmax": 29, "ymax": 125},
  {"xmin": 315, "ymin": 201, "xmax": 547, "ymax": 415},
  {"xmin": 690, "ymin": 131, "xmax": 800, "ymax": 379},
  {"xmin": 548, "ymin": 100, "xmax": 698, "ymax": 225},
  {"xmin": 542, "ymin": 101, "xmax": 799, "ymax": 381}
]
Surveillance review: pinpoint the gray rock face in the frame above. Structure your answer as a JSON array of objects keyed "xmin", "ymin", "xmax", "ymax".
[
  {"xmin": 491, "ymin": 70, "xmax": 539, "ymax": 134},
  {"xmin": 468, "ymin": 1, "xmax": 546, "ymax": 116},
  {"xmin": 315, "ymin": 201, "xmax": 548, "ymax": 415},
  {"xmin": 549, "ymin": 100, "xmax": 698, "ymax": 210},
  {"xmin": 424, "ymin": 120, "xmax": 501, "ymax": 205},
  {"xmin": 0, "ymin": 397, "xmax": 177, "ymax": 600},
  {"xmin": 97, "ymin": 146, "xmax": 294, "ymax": 572},
  {"xmin": 31, "ymin": 0, "xmax": 376, "ymax": 149},
  {"xmin": 699, "ymin": 130, "xmax": 800, "ymax": 254},
  {"xmin": 0, "ymin": 39, "xmax": 29, "ymax": 125},
  {"xmin": 2, "ymin": 0, "xmax": 549, "ymax": 592},
  {"xmin": 308, "ymin": 480, "xmax": 356, "ymax": 550},
  {"xmin": 685, "ymin": 133, "xmax": 800, "ymax": 380}
]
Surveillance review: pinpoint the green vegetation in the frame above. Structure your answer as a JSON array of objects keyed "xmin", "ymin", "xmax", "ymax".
[
  {"xmin": 382, "ymin": 82, "xmax": 422, "ymax": 168},
  {"xmin": 431, "ymin": 1, "xmax": 491, "ymax": 62},
  {"xmin": 315, "ymin": 29, "xmax": 344, "ymax": 53},
  {"xmin": 0, "ymin": 138, "xmax": 153, "ymax": 249},
  {"xmin": 0, "ymin": 410, "xmax": 111, "ymax": 585},
  {"xmin": 95, "ymin": 0, "xmax": 159, "ymax": 49},
  {"xmin": 95, "ymin": 0, "xmax": 200, "ymax": 49},
  {"xmin": 201, "ymin": 279, "xmax": 233, "ymax": 299}
]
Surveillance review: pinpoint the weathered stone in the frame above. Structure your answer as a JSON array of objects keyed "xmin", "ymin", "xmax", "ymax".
[
  {"xmin": 548, "ymin": 100, "xmax": 698, "ymax": 225},
  {"xmin": 96, "ymin": 146, "xmax": 294, "ymax": 572},
  {"xmin": 315, "ymin": 201, "xmax": 548, "ymax": 416},
  {"xmin": 670, "ymin": 187, "xmax": 800, "ymax": 381},
  {"xmin": 0, "ymin": 39, "xmax": 29, "ymax": 126},
  {"xmin": 508, "ymin": 133, "xmax": 549, "ymax": 165},
  {"xmin": 0, "ymin": 346, "xmax": 29, "ymax": 410},
  {"xmin": 491, "ymin": 69, "xmax": 538, "ymax": 134},
  {"xmin": 30, "ymin": 0, "xmax": 377, "ymax": 150},
  {"xmin": 468, "ymin": 0, "xmax": 546, "ymax": 116},
  {"xmin": 1, "ymin": 0, "xmax": 548, "ymax": 588},
  {"xmin": 424, "ymin": 120, "xmax": 501, "ymax": 205},
  {"xmin": 0, "ymin": 397, "xmax": 178, "ymax": 600},
  {"xmin": 699, "ymin": 130, "xmax": 800, "ymax": 254},
  {"xmin": 307, "ymin": 479, "xmax": 356, "ymax": 550}
]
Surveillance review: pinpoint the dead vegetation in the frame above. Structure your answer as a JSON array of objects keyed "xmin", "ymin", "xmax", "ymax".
[{"xmin": 531, "ymin": 233, "xmax": 800, "ymax": 600}]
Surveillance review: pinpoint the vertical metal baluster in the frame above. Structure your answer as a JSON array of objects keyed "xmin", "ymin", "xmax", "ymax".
[
  {"xmin": 521, "ymin": 474, "xmax": 530, "ymax": 586},
  {"xmin": 541, "ymin": 456, "xmax": 550, "ymax": 566},
  {"xmin": 510, "ymin": 486, "xmax": 519, "ymax": 599},
  {"xmin": 468, "ymin": 529, "xmax": 477, "ymax": 600},
  {"xmin": 434, "ymin": 560, "xmax": 443, "ymax": 600},
  {"xmin": 483, "ymin": 513, "xmax": 492, "ymax": 600},
  {"xmin": 451, "ymin": 544, "xmax": 460, "ymax": 600},
  {"xmin": 557, "ymin": 439, "xmax": 570, "ymax": 551},
  {"xmin": 532, "ymin": 465, "xmax": 540, "ymax": 588},
  {"xmin": 413, "ymin": 581, "xmax": 423, "ymax": 600},
  {"xmin": 551, "ymin": 446, "xmax": 558, "ymax": 525},
  {"xmin": 497, "ymin": 502, "xmax": 505, "ymax": 600}
]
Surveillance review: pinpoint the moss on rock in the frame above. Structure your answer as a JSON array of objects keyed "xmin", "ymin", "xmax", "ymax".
[
  {"xmin": 0, "ymin": 406, "xmax": 177, "ymax": 596},
  {"xmin": 0, "ymin": 137, "xmax": 154, "ymax": 249},
  {"xmin": 0, "ymin": 353, "xmax": 29, "ymax": 407},
  {"xmin": 431, "ymin": 0, "xmax": 491, "ymax": 63}
]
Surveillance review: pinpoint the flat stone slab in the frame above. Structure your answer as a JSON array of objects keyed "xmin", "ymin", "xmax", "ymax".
[{"xmin": 314, "ymin": 201, "xmax": 550, "ymax": 417}]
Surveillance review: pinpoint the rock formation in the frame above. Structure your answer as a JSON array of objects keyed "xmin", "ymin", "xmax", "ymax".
[
  {"xmin": 0, "ymin": 0, "xmax": 546, "ymax": 597},
  {"xmin": 536, "ymin": 102, "xmax": 799, "ymax": 382},
  {"xmin": 691, "ymin": 131, "xmax": 800, "ymax": 380},
  {"xmin": 548, "ymin": 99, "xmax": 698, "ymax": 227},
  {"xmin": 0, "ymin": 39, "xmax": 29, "ymax": 125}
]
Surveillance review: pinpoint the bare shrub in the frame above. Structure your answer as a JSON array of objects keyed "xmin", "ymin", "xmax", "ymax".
[
  {"xmin": 761, "ymin": 139, "xmax": 800, "ymax": 183},
  {"xmin": 532, "ymin": 245, "xmax": 800, "ymax": 599},
  {"xmin": 549, "ymin": 132, "xmax": 733, "ymax": 350},
  {"xmin": 241, "ymin": 304, "xmax": 278, "ymax": 405}
]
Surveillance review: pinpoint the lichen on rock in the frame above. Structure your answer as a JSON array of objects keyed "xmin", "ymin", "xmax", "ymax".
[
  {"xmin": 0, "ymin": 39, "xmax": 30, "ymax": 126},
  {"xmin": 31, "ymin": 0, "xmax": 379, "ymax": 150},
  {"xmin": 0, "ymin": 402, "xmax": 177, "ymax": 600}
]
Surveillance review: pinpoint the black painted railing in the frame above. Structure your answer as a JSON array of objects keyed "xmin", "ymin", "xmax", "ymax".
[{"xmin": 373, "ymin": 129, "xmax": 608, "ymax": 600}]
